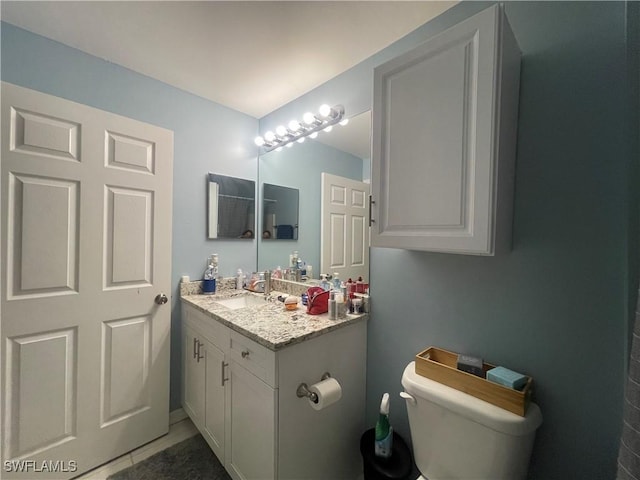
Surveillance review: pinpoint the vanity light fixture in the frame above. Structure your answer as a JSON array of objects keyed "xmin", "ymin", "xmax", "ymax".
[{"xmin": 255, "ymin": 104, "xmax": 346, "ymax": 153}]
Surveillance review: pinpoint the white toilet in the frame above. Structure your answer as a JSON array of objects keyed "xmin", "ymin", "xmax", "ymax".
[{"xmin": 401, "ymin": 361, "xmax": 542, "ymax": 480}]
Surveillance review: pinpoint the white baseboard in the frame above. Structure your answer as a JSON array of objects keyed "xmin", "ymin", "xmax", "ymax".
[{"xmin": 169, "ymin": 408, "xmax": 188, "ymax": 425}]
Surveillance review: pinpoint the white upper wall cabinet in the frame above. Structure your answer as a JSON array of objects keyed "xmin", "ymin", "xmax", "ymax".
[{"xmin": 371, "ymin": 5, "xmax": 521, "ymax": 255}]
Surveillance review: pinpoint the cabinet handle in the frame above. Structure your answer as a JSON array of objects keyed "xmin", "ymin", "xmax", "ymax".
[
  {"xmin": 221, "ymin": 361, "xmax": 229, "ymax": 386},
  {"xmin": 193, "ymin": 337, "xmax": 198, "ymax": 359},
  {"xmin": 196, "ymin": 341, "xmax": 204, "ymax": 362},
  {"xmin": 241, "ymin": 350, "xmax": 250, "ymax": 359},
  {"xmin": 369, "ymin": 195, "xmax": 376, "ymax": 226}
]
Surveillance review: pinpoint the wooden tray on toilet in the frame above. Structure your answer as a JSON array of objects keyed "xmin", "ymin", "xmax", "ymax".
[{"xmin": 415, "ymin": 347, "xmax": 533, "ymax": 416}]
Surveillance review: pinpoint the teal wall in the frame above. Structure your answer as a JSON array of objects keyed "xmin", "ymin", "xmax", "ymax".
[
  {"xmin": 0, "ymin": 21, "xmax": 259, "ymax": 410},
  {"xmin": 263, "ymin": 2, "xmax": 637, "ymax": 478}
]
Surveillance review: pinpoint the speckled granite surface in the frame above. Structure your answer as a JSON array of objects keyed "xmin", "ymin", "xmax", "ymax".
[{"xmin": 181, "ymin": 288, "xmax": 367, "ymax": 351}]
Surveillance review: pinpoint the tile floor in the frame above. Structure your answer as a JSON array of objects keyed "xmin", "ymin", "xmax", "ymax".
[{"xmin": 74, "ymin": 410, "xmax": 199, "ymax": 480}]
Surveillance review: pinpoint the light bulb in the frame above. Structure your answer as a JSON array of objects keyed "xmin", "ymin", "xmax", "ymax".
[
  {"xmin": 264, "ymin": 131, "xmax": 276, "ymax": 142},
  {"xmin": 319, "ymin": 104, "xmax": 332, "ymax": 117},
  {"xmin": 286, "ymin": 142, "xmax": 294, "ymax": 148},
  {"xmin": 339, "ymin": 118, "xmax": 349, "ymax": 126},
  {"xmin": 276, "ymin": 125, "xmax": 287, "ymax": 137},
  {"xmin": 254, "ymin": 136, "xmax": 265, "ymax": 146},
  {"xmin": 309, "ymin": 132, "xmax": 318, "ymax": 139},
  {"xmin": 323, "ymin": 125, "xmax": 333, "ymax": 133},
  {"xmin": 297, "ymin": 137, "xmax": 305, "ymax": 143},
  {"xmin": 303, "ymin": 112, "xmax": 316, "ymax": 125},
  {"xmin": 288, "ymin": 120, "xmax": 301, "ymax": 132}
]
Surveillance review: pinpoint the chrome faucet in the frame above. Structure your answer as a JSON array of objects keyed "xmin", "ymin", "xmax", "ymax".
[{"xmin": 250, "ymin": 270, "xmax": 271, "ymax": 295}]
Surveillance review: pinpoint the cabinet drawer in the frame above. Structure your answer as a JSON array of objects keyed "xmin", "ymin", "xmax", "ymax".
[
  {"xmin": 229, "ymin": 330, "xmax": 276, "ymax": 387},
  {"xmin": 182, "ymin": 305, "xmax": 230, "ymax": 350}
]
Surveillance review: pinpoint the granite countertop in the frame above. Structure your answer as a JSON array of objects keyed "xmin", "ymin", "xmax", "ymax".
[{"xmin": 181, "ymin": 289, "xmax": 368, "ymax": 351}]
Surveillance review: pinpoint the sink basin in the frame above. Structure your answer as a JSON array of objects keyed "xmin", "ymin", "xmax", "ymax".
[{"xmin": 214, "ymin": 294, "xmax": 267, "ymax": 310}]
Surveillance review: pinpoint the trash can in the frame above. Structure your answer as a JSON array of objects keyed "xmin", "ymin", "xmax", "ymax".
[{"xmin": 360, "ymin": 428, "xmax": 413, "ymax": 480}]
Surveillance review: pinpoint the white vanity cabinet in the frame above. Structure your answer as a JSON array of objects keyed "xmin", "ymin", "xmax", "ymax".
[
  {"xmin": 181, "ymin": 301, "xmax": 366, "ymax": 480},
  {"xmin": 371, "ymin": 4, "xmax": 521, "ymax": 255},
  {"xmin": 182, "ymin": 311, "xmax": 228, "ymax": 463},
  {"xmin": 182, "ymin": 305, "xmax": 276, "ymax": 480}
]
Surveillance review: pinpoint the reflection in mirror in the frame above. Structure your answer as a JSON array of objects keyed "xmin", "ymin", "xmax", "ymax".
[
  {"xmin": 257, "ymin": 110, "xmax": 371, "ymax": 281},
  {"xmin": 207, "ymin": 173, "xmax": 255, "ymax": 239},
  {"xmin": 262, "ymin": 184, "xmax": 299, "ymax": 240}
]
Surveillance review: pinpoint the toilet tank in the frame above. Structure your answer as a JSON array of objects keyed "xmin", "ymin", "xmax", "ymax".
[{"xmin": 401, "ymin": 362, "xmax": 542, "ymax": 480}]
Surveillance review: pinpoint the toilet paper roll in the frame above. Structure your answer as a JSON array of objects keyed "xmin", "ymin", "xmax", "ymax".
[{"xmin": 308, "ymin": 377, "xmax": 342, "ymax": 411}]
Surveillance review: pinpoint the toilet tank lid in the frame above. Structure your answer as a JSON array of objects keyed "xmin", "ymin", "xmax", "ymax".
[{"xmin": 402, "ymin": 362, "xmax": 542, "ymax": 436}]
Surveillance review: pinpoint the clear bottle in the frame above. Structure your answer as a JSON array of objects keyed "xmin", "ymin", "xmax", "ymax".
[
  {"xmin": 320, "ymin": 274, "xmax": 330, "ymax": 291},
  {"xmin": 210, "ymin": 254, "xmax": 219, "ymax": 278},
  {"xmin": 203, "ymin": 257, "xmax": 217, "ymax": 294},
  {"xmin": 236, "ymin": 269, "xmax": 244, "ymax": 289},
  {"xmin": 333, "ymin": 272, "xmax": 341, "ymax": 290},
  {"xmin": 328, "ymin": 290, "xmax": 338, "ymax": 320},
  {"xmin": 204, "ymin": 259, "xmax": 215, "ymax": 280}
]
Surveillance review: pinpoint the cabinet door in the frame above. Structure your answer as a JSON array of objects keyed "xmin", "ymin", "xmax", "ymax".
[
  {"xmin": 182, "ymin": 325, "xmax": 205, "ymax": 428},
  {"xmin": 225, "ymin": 361, "xmax": 276, "ymax": 480},
  {"xmin": 371, "ymin": 5, "xmax": 518, "ymax": 255},
  {"xmin": 203, "ymin": 337, "xmax": 226, "ymax": 462}
]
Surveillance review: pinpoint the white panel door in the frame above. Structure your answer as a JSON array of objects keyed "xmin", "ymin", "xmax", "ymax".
[
  {"xmin": 1, "ymin": 82, "xmax": 173, "ymax": 478},
  {"xmin": 321, "ymin": 173, "xmax": 370, "ymax": 282}
]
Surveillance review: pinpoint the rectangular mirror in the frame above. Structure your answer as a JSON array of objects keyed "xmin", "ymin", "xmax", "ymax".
[
  {"xmin": 257, "ymin": 110, "xmax": 371, "ymax": 280},
  {"xmin": 208, "ymin": 173, "xmax": 256, "ymax": 239},
  {"xmin": 262, "ymin": 183, "xmax": 299, "ymax": 240}
]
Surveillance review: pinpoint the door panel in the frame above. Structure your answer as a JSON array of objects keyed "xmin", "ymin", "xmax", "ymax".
[
  {"xmin": 1, "ymin": 82, "xmax": 173, "ymax": 478},
  {"xmin": 106, "ymin": 131, "xmax": 155, "ymax": 174},
  {"xmin": 7, "ymin": 173, "xmax": 79, "ymax": 298},
  {"xmin": 321, "ymin": 173, "xmax": 370, "ymax": 282},
  {"xmin": 101, "ymin": 316, "xmax": 151, "ymax": 426},
  {"xmin": 5, "ymin": 328, "xmax": 77, "ymax": 459},
  {"xmin": 104, "ymin": 186, "xmax": 153, "ymax": 288},
  {"xmin": 10, "ymin": 107, "xmax": 80, "ymax": 161}
]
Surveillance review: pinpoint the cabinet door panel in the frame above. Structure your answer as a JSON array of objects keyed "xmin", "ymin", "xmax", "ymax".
[
  {"xmin": 182, "ymin": 325, "xmax": 205, "ymax": 428},
  {"xmin": 226, "ymin": 362, "xmax": 276, "ymax": 480},
  {"xmin": 372, "ymin": 5, "xmax": 518, "ymax": 255},
  {"xmin": 203, "ymin": 338, "xmax": 225, "ymax": 462}
]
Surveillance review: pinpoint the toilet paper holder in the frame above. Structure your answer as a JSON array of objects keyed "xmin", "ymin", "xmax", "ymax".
[{"xmin": 296, "ymin": 372, "xmax": 331, "ymax": 404}]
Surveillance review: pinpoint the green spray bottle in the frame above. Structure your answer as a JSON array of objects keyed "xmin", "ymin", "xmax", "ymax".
[{"xmin": 374, "ymin": 392, "xmax": 393, "ymax": 458}]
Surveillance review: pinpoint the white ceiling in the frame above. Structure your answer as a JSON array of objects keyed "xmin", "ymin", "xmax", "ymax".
[{"xmin": 0, "ymin": 1, "xmax": 456, "ymax": 120}]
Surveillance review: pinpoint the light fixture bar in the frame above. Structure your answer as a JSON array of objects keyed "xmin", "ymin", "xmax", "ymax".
[{"xmin": 255, "ymin": 104, "xmax": 346, "ymax": 153}]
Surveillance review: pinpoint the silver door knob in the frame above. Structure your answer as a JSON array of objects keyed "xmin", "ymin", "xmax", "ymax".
[{"xmin": 155, "ymin": 293, "xmax": 168, "ymax": 305}]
